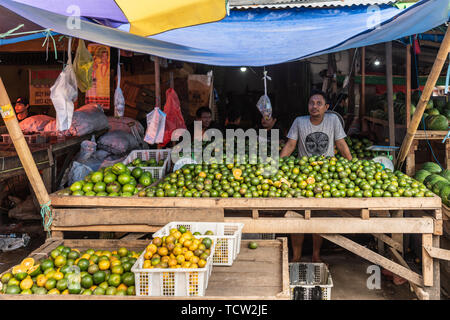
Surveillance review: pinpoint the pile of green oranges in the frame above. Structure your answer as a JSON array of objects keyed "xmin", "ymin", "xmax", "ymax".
[
  {"xmin": 143, "ymin": 155, "xmax": 434, "ymax": 199},
  {"xmin": 1, "ymin": 245, "xmax": 140, "ymax": 296}
]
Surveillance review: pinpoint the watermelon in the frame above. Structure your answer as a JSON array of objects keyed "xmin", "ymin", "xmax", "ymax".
[
  {"xmin": 427, "ymin": 108, "xmax": 440, "ymax": 116},
  {"xmin": 422, "ymin": 162, "xmax": 442, "ymax": 174},
  {"xmin": 425, "ymin": 99, "xmax": 434, "ymax": 110},
  {"xmin": 426, "ymin": 175, "xmax": 447, "ymax": 189},
  {"xmin": 443, "ymin": 109, "xmax": 450, "ymax": 119},
  {"xmin": 435, "ymin": 99, "xmax": 446, "ymax": 111},
  {"xmin": 432, "ymin": 180, "xmax": 450, "ymax": 196},
  {"xmin": 440, "ymin": 185, "xmax": 450, "ymax": 206},
  {"xmin": 439, "ymin": 169, "xmax": 450, "ymax": 182},
  {"xmin": 414, "ymin": 169, "xmax": 432, "ymax": 183},
  {"xmin": 426, "ymin": 115, "xmax": 448, "ymax": 131}
]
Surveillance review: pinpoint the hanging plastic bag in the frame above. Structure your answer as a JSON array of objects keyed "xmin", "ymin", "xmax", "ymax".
[
  {"xmin": 144, "ymin": 107, "xmax": 166, "ymax": 145},
  {"xmin": 256, "ymin": 68, "xmax": 273, "ymax": 119},
  {"xmin": 114, "ymin": 50, "xmax": 125, "ymax": 117},
  {"xmin": 161, "ymin": 88, "xmax": 186, "ymax": 146},
  {"xmin": 50, "ymin": 38, "xmax": 78, "ymax": 131},
  {"xmin": 73, "ymin": 39, "xmax": 93, "ymax": 92}
]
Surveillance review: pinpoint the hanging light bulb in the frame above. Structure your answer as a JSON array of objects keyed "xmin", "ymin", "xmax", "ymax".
[
  {"xmin": 374, "ymin": 59, "xmax": 381, "ymax": 66},
  {"xmin": 240, "ymin": 67, "xmax": 247, "ymax": 72}
]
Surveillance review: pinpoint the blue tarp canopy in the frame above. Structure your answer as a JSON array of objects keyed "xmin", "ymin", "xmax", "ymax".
[{"xmin": 0, "ymin": 0, "xmax": 449, "ymax": 66}]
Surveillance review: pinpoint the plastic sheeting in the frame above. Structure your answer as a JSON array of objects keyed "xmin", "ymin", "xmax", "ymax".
[{"xmin": 1, "ymin": 0, "xmax": 449, "ymax": 66}]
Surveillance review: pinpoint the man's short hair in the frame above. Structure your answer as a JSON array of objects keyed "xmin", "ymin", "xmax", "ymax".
[
  {"xmin": 309, "ymin": 90, "xmax": 329, "ymax": 105},
  {"xmin": 15, "ymin": 97, "xmax": 29, "ymax": 106},
  {"xmin": 196, "ymin": 106, "xmax": 212, "ymax": 118}
]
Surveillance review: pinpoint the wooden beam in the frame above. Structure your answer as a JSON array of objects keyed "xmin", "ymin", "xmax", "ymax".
[
  {"xmin": 360, "ymin": 47, "xmax": 366, "ymax": 119},
  {"xmin": 361, "ymin": 209, "xmax": 370, "ymax": 220},
  {"xmin": 321, "ymin": 234, "xmax": 423, "ymax": 286},
  {"xmin": 49, "ymin": 194, "xmax": 441, "ymax": 210},
  {"xmin": 223, "ymin": 217, "xmax": 434, "ymax": 234},
  {"xmin": 372, "ymin": 234, "xmax": 403, "ymax": 253},
  {"xmin": 406, "ymin": 44, "xmax": 411, "ymax": 128},
  {"xmin": 391, "ymin": 210, "xmax": 404, "ymax": 255},
  {"xmin": 386, "ymin": 42, "xmax": 395, "ymax": 152},
  {"xmin": 52, "ymin": 207, "xmax": 224, "ymax": 227},
  {"xmin": 389, "ymin": 247, "xmax": 429, "ymax": 300},
  {"xmin": 0, "ymin": 78, "xmax": 51, "ymax": 208},
  {"xmin": 154, "ymin": 56, "xmax": 161, "ymax": 109},
  {"xmin": 396, "ymin": 27, "xmax": 450, "ymax": 169},
  {"xmin": 422, "ymin": 234, "xmax": 433, "ymax": 286},
  {"xmin": 424, "ymin": 246, "xmax": 450, "ymax": 261}
]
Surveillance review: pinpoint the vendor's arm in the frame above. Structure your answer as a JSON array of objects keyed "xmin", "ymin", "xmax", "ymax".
[
  {"xmin": 335, "ymin": 138, "xmax": 352, "ymax": 161},
  {"xmin": 280, "ymin": 138, "xmax": 297, "ymax": 157},
  {"xmin": 280, "ymin": 118, "xmax": 299, "ymax": 157}
]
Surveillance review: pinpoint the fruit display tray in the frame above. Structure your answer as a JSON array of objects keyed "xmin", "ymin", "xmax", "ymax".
[
  {"xmin": 0, "ymin": 238, "xmax": 290, "ymax": 300},
  {"xmin": 153, "ymin": 222, "xmax": 244, "ymax": 266},
  {"xmin": 123, "ymin": 149, "xmax": 172, "ymax": 180}
]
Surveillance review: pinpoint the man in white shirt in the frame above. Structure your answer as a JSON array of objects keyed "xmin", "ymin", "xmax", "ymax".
[{"xmin": 280, "ymin": 91, "xmax": 352, "ymax": 263}]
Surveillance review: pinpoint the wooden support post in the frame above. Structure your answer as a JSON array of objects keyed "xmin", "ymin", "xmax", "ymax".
[
  {"xmin": 446, "ymin": 140, "xmax": 450, "ymax": 170},
  {"xmin": 372, "ymin": 234, "xmax": 403, "ymax": 253},
  {"xmin": 391, "ymin": 210, "xmax": 404, "ymax": 256},
  {"xmin": 422, "ymin": 234, "xmax": 433, "ymax": 286},
  {"xmin": 252, "ymin": 209, "xmax": 259, "ymax": 219},
  {"xmin": 406, "ymin": 44, "xmax": 411, "ymax": 128},
  {"xmin": 424, "ymin": 235, "xmax": 441, "ymax": 299},
  {"xmin": 169, "ymin": 72, "xmax": 174, "ymax": 89},
  {"xmin": 405, "ymin": 140, "xmax": 418, "ymax": 177},
  {"xmin": 304, "ymin": 210, "xmax": 311, "ymax": 220},
  {"xmin": 396, "ymin": 27, "xmax": 450, "ymax": 169},
  {"xmin": 361, "ymin": 209, "xmax": 369, "ymax": 220},
  {"xmin": 386, "ymin": 42, "xmax": 395, "ymax": 151},
  {"xmin": 42, "ymin": 167, "xmax": 52, "ymax": 194},
  {"xmin": 154, "ymin": 56, "xmax": 161, "ymax": 109},
  {"xmin": 0, "ymin": 78, "xmax": 50, "ymax": 208},
  {"xmin": 360, "ymin": 47, "xmax": 366, "ymax": 119},
  {"xmin": 321, "ymin": 234, "xmax": 424, "ymax": 286}
]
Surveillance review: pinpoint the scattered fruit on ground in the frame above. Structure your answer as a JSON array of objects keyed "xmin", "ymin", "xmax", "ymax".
[{"xmin": 248, "ymin": 241, "xmax": 258, "ymax": 249}]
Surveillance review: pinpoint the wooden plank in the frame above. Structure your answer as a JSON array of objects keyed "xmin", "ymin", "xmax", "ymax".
[
  {"xmin": 443, "ymin": 205, "xmax": 450, "ymax": 220},
  {"xmin": 372, "ymin": 234, "xmax": 403, "ymax": 253},
  {"xmin": 52, "ymin": 207, "xmax": 224, "ymax": 227},
  {"xmin": 49, "ymin": 194, "xmax": 441, "ymax": 210},
  {"xmin": 434, "ymin": 219, "xmax": 443, "ymax": 236},
  {"xmin": 52, "ymin": 225, "xmax": 161, "ymax": 233},
  {"xmin": 434, "ymin": 208, "xmax": 442, "ymax": 220},
  {"xmin": 224, "ymin": 217, "xmax": 434, "ymax": 234},
  {"xmin": 252, "ymin": 209, "xmax": 259, "ymax": 219},
  {"xmin": 422, "ymin": 234, "xmax": 433, "ymax": 286},
  {"xmin": 321, "ymin": 234, "xmax": 424, "ymax": 286},
  {"xmin": 0, "ymin": 294, "xmax": 287, "ymax": 300},
  {"xmin": 386, "ymin": 41, "xmax": 395, "ymax": 154},
  {"xmin": 424, "ymin": 246, "xmax": 450, "ymax": 261},
  {"xmin": 413, "ymin": 131, "xmax": 449, "ymax": 140},
  {"xmin": 389, "ymin": 247, "xmax": 429, "ymax": 300},
  {"xmin": 278, "ymin": 237, "xmax": 290, "ymax": 298}
]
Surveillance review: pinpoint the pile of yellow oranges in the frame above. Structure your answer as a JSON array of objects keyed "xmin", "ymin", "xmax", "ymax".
[{"xmin": 142, "ymin": 226, "xmax": 213, "ymax": 269}]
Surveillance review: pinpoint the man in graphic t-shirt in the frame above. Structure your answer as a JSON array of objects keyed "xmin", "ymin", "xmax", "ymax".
[{"xmin": 280, "ymin": 91, "xmax": 352, "ymax": 263}]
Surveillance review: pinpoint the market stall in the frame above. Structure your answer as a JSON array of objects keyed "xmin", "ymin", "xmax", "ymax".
[{"xmin": 1, "ymin": 0, "xmax": 450, "ymax": 301}]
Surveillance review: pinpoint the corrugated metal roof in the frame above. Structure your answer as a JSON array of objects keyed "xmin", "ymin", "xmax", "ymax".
[{"xmin": 229, "ymin": 0, "xmax": 397, "ymax": 9}]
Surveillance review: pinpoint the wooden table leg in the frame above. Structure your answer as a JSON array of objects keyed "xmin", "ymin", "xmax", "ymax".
[
  {"xmin": 446, "ymin": 140, "xmax": 450, "ymax": 170},
  {"xmin": 424, "ymin": 235, "xmax": 441, "ymax": 300}
]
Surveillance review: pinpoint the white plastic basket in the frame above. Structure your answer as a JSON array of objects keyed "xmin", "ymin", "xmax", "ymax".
[
  {"xmin": 131, "ymin": 241, "xmax": 215, "ymax": 297},
  {"xmin": 153, "ymin": 222, "xmax": 244, "ymax": 266},
  {"xmin": 123, "ymin": 149, "xmax": 171, "ymax": 180},
  {"xmin": 289, "ymin": 263, "xmax": 333, "ymax": 300}
]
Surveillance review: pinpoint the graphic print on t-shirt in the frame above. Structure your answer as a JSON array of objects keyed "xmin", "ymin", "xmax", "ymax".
[{"xmin": 305, "ymin": 132, "xmax": 329, "ymax": 155}]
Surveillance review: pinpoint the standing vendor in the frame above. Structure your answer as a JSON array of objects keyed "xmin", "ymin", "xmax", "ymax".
[
  {"xmin": 280, "ymin": 91, "xmax": 352, "ymax": 263},
  {"xmin": 14, "ymin": 97, "xmax": 34, "ymax": 121}
]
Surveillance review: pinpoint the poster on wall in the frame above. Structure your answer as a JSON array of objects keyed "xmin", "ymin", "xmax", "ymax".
[
  {"xmin": 29, "ymin": 69, "xmax": 60, "ymax": 105},
  {"xmin": 85, "ymin": 43, "xmax": 110, "ymax": 110}
]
